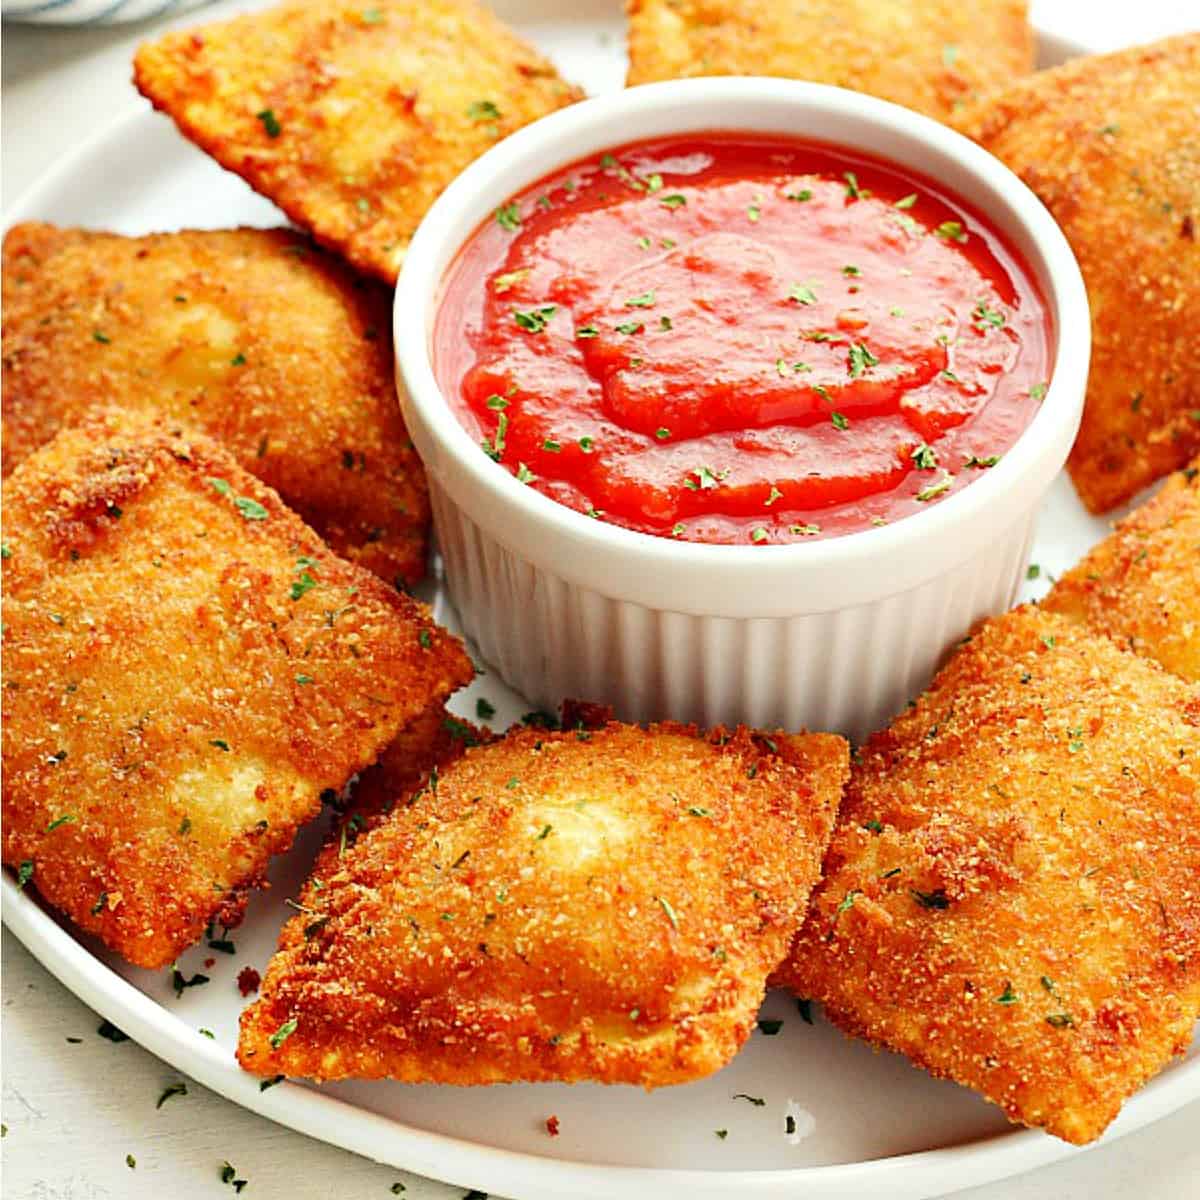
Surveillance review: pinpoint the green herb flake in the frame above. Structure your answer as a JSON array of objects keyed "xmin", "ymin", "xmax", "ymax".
[
  {"xmin": 656, "ymin": 895, "xmax": 680, "ymax": 930},
  {"xmin": 972, "ymin": 301, "xmax": 1006, "ymax": 330},
  {"xmin": 715, "ymin": 1129, "xmax": 729, "ymax": 1139},
  {"xmin": 1026, "ymin": 563, "xmax": 1041, "ymax": 580},
  {"xmin": 965, "ymin": 454, "xmax": 1001, "ymax": 469},
  {"xmin": 46, "ymin": 814, "xmax": 76, "ymax": 833},
  {"xmin": 655, "ymin": 427, "xmax": 671, "ymax": 440},
  {"xmin": 757, "ymin": 1018, "xmax": 783, "ymax": 1035},
  {"xmin": 1045, "ymin": 1012, "xmax": 1074, "ymax": 1029},
  {"xmin": 789, "ymin": 523, "xmax": 820, "ymax": 536},
  {"xmin": 660, "ymin": 194, "xmax": 687, "ymax": 209},
  {"xmin": 126, "ymin": 1155, "xmax": 136, "ymax": 1170},
  {"xmin": 16, "ymin": 860, "xmax": 33, "ymax": 890},
  {"xmin": 625, "ymin": 291, "xmax": 656, "ymax": 308},
  {"xmin": 995, "ymin": 982, "xmax": 1018, "ymax": 1006},
  {"xmin": 0, "ymin": 544, "xmax": 10, "ymax": 560},
  {"xmin": 495, "ymin": 203, "xmax": 521, "ymax": 232},
  {"xmin": 92, "ymin": 330, "xmax": 111, "ymax": 344},
  {"xmin": 513, "ymin": 305, "xmax": 557, "ymax": 334},
  {"xmin": 935, "ymin": 220, "xmax": 967, "ymax": 243},
  {"xmin": 157, "ymin": 1082, "xmax": 188, "ymax": 1109},
  {"xmin": 843, "ymin": 171, "xmax": 867, "ymax": 200},
  {"xmin": 575, "ymin": 324, "xmax": 599, "ymax": 339},
  {"xmin": 895, "ymin": 193, "xmax": 919, "ymax": 209},
  {"xmin": 515, "ymin": 462, "xmax": 538, "ymax": 484},
  {"xmin": 910, "ymin": 887, "xmax": 950, "ymax": 910},
  {"xmin": 492, "ymin": 268, "xmax": 529, "ymax": 294},
  {"xmin": 831, "ymin": 412, "xmax": 850, "ymax": 431},
  {"xmin": 847, "ymin": 342, "xmax": 879, "ymax": 378},
  {"xmin": 269, "ymin": 1018, "xmax": 298, "ymax": 1050},
  {"xmin": 256, "ymin": 109, "xmax": 282, "ymax": 138},
  {"xmin": 787, "ymin": 188, "xmax": 813, "ymax": 203},
  {"xmin": 467, "ymin": 100, "xmax": 501, "ymax": 122},
  {"xmin": 915, "ymin": 472, "xmax": 954, "ymax": 502},
  {"xmin": 789, "ymin": 283, "xmax": 817, "ymax": 305},
  {"xmin": 911, "ymin": 444, "xmax": 938, "ymax": 470},
  {"xmin": 615, "ymin": 320, "xmax": 643, "ymax": 335},
  {"xmin": 733, "ymin": 1093, "xmax": 766, "ymax": 1106},
  {"xmin": 1030, "ymin": 381, "xmax": 1048, "ymax": 401}
]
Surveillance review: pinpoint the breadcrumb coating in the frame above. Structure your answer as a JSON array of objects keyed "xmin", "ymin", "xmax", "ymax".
[
  {"xmin": 238, "ymin": 721, "xmax": 848, "ymax": 1086},
  {"xmin": 1, "ymin": 407, "xmax": 472, "ymax": 969},
  {"xmin": 1045, "ymin": 457, "xmax": 1199, "ymax": 682},
  {"xmin": 133, "ymin": 0, "xmax": 583, "ymax": 283},
  {"xmin": 954, "ymin": 35, "xmax": 1200, "ymax": 511},
  {"xmin": 2, "ymin": 223, "xmax": 428, "ymax": 585},
  {"xmin": 776, "ymin": 606, "xmax": 1200, "ymax": 1144},
  {"xmin": 626, "ymin": 0, "xmax": 1033, "ymax": 121}
]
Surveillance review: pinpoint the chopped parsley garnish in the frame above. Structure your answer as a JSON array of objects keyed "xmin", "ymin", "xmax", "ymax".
[
  {"xmin": 915, "ymin": 472, "xmax": 954, "ymax": 502},
  {"xmin": 230, "ymin": 353, "xmax": 246, "ymax": 366},
  {"xmin": 757, "ymin": 1018, "xmax": 783, "ymax": 1035},
  {"xmin": 841, "ymin": 264, "xmax": 862, "ymax": 277},
  {"xmin": 684, "ymin": 465, "xmax": 728, "ymax": 491},
  {"xmin": 92, "ymin": 330, "xmax": 111, "ymax": 344},
  {"xmin": 1045, "ymin": 1013, "xmax": 1074, "ymax": 1029},
  {"xmin": 171, "ymin": 968, "xmax": 210, "ymax": 996},
  {"xmin": 646, "ymin": 174, "xmax": 663, "ymax": 193},
  {"xmin": 843, "ymin": 171, "xmax": 867, "ymax": 199},
  {"xmin": 294, "ymin": 673, "xmax": 314, "ymax": 685},
  {"xmin": 575, "ymin": 324, "xmax": 599, "ymax": 339},
  {"xmin": 687, "ymin": 805, "xmax": 712, "ymax": 817},
  {"xmin": 492, "ymin": 268, "xmax": 529, "ymax": 293},
  {"xmin": 542, "ymin": 439, "xmax": 561, "ymax": 453},
  {"xmin": 578, "ymin": 436, "xmax": 594, "ymax": 452},
  {"xmin": 847, "ymin": 342, "xmax": 879, "ymax": 377},
  {"xmin": 494, "ymin": 203, "xmax": 521, "ymax": 231},
  {"xmin": 269, "ymin": 1018, "xmax": 298, "ymax": 1050},
  {"xmin": 615, "ymin": 320, "xmax": 643, "ymax": 335},
  {"xmin": 995, "ymin": 982, "xmax": 1018, "ymax": 1005},
  {"xmin": 656, "ymin": 895, "xmax": 681, "ymax": 930},
  {"xmin": 157, "ymin": 1082, "xmax": 188, "ymax": 1109},
  {"xmin": 536, "ymin": 823, "xmax": 553, "ymax": 840},
  {"xmin": 732, "ymin": 1093, "xmax": 766, "ymax": 1106},
  {"xmin": 715, "ymin": 1129, "xmax": 729, "ymax": 1139},
  {"xmin": 796, "ymin": 998, "xmax": 814, "ymax": 1024},
  {"xmin": 910, "ymin": 887, "xmax": 950, "ymax": 909},
  {"xmin": 935, "ymin": 220, "xmax": 967, "ymax": 243},
  {"xmin": 972, "ymin": 301, "xmax": 1005, "ymax": 330},
  {"xmin": 895, "ymin": 193, "xmax": 918, "ymax": 209},
  {"xmin": 911, "ymin": 444, "xmax": 938, "ymax": 470},
  {"xmin": 475, "ymin": 697, "xmax": 496, "ymax": 720},
  {"xmin": 765, "ymin": 486, "xmax": 783, "ymax": 507},
  {"xmin": 659, "ymin": 194, "xmax": 687, "ymax": 209},
  {"xmin": 787, "ymin": 189, "xmax": 813, "ymax": 202},
  {"xmin": 1026, "ymin": 563, "xmax": 1041, "ymax": 580},
  {"xmin": 515, "ymin": 462, "xmax": 538, "ymax": 484},
  {"xmin": 964, "ymin": 454, "xmax": 1001, "ymax": 469},
  {"xmin": 290, "ymin": 570, "xmax": 317, "ymax": 601},
  {"xmin": 46, "ymin": 814, "xmax": 76, "ymax": 832},
  {"xmin": 747, "ymin": 201, "xmax": 761, "ymax": 222},
  {"xmin": 625, "ymin": 291, "xmax": 656, "ymax": 308},
  {"xmin": 789, "ymin": 523, "xmax": 820, "ymax": 536},
  {"xmin": 15, "ymin": 860, "xmax": 33, "ymax": 890},
  {"xmin": 655, "ymin": 427, "xmax": 671, "ymax": 440},
  {"xmin": 418, "ymin": 629, "xmax": 433, "ymax": 649},
  {"xmin": 256, "ymin": 109, "xmax": 282, "ymax": 138},
  {"xmin": 126, "ymin": 1155, "xmax": 136, "ymax": 1169},
  {"xmin": 0, "ymin": 543, "xmax": 10, "ymax": 560},
  {"xmin": 750, "ymin": 527, "xmax": 769, "ymax": 543},
  {"xmin": 1030, "ymin": 381, "xmax": 1048, "ymax": 401},
  {"xmin": 467, "ymin": 100, "xmax": 501, "ymax": 122},
  {"xmin": 220, "ymin": 1161, "xmax": 248, "ymax": 1192},
  {"xmin": 671, "ymin": 523, "xmax": 686, "ymax": 537},
  {"xmin": 789, "ymin": 283, "xmax": 817, "ymax": 305},
  {"xmin": 513, "ymin": 305, "xmax": 557, "ymax": 333},
  {"xmin": 863, "ymin": 819, "xmax": 884, "ymax": 833}
]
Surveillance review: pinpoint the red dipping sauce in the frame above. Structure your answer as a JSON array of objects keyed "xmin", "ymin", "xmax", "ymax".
[{"xmin": 435, "ymin": 134, "xmax": 1051, "ymax": 544}]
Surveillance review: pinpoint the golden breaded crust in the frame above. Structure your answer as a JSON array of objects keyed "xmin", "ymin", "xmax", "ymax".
[
  {"xmin": 776, "ymin": 606, "xmax": 1200, "ymax": 1145},
  {"xmin": 626, "ymin": 0, "xmax": 1033, "ymax": 121},
  {"xmin": 237, "ymin": 722, "xmax": 848, "ymax": 1085},
  {"xmin": 1, "ymin": 407, "xmax": 472, "ymax": 969},
  {"xmin": 1045, "ymin": 458, "xmax": 1199, "ymax": 682},
  {"xmin": 133, "ymin": 0, "xmax": 583, "ymax": 283},
  {"xmin": 954, "ymin": 35, "xmax": 1200, "ymax": 512},
  {"xmin": 2, "ymin": 223, "xmax": 428, "ymax": 585}
]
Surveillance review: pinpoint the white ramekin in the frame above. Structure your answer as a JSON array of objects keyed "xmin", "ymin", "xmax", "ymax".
[{"xmin": 394, "ymin": 79, "xmax": 1090, "ymax": 742}]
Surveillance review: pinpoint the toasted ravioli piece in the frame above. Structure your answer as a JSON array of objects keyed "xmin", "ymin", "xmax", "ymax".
[
  {"xmin": 133, "ymin": 0, "xmax": 583, "ymax": 283},
  {"xmin": 776, "ymin": 607, "xmax": 1200, "ymax": 1145},
  {"xmin": 625, "ymin": 0, "xmax": 1033, "ymax": 121},
  {"xmin": 954, "ymin": 35, "xmax": 1200, "ymax": 512},
  {"xmin": 2, "ymin": 223, "xmax": 428, "ymax": 585},
  {"xmin": 1045, "ymin": 459, "xmax": 1200, "ymax": 682},
  {"xmin": 237, "ymin": 722, "xmax": 848, "ymax": 1085},
  {"xmin": 1, "ymin": 408, "xmax": 472, "ymax": 969}
]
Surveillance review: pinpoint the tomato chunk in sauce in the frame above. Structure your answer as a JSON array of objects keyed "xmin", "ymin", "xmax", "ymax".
[{"xmin": 434, "ymin": 135, "xmax": 1051, "ymax": 544}]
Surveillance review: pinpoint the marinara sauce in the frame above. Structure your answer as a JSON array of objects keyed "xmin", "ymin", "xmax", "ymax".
[{"xmin": 434, "ymin": 135, "xmax": 1051, "ymax": 544}]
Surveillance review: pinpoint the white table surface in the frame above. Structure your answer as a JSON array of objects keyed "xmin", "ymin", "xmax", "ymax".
[{"xmin": 3, "ymin": 2, "xmax": 1198, "ymax": 1197}]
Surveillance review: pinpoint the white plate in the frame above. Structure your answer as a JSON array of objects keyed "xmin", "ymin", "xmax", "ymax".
[{"xmin": 3, "ymin": 6, "xmax": 1197, "ymax": 1199}]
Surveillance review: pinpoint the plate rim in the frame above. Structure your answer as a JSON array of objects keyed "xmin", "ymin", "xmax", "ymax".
[{"xmin": 3, "ymin": 26, "xmax": 1198, "ymax": 1200}]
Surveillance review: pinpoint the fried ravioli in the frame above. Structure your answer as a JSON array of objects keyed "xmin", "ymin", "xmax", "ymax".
[
  {"xmin": 1045, "ymin": 458, "xmax": 1199, "ymax": 682},
  {"xmin": 1, "ymin": 407, "xmax": 472, "ymax": 970},
  {"xmin": 625, "ymin": 0, "xmax": 1033, "ymax": 121},
  {"xmin": 775, "ymin": 606, "xmax": 1200, "ymax": 1145},
  {"xmin": 237, "ymin": 722, "xmax": 848, "ymax": 1085},
  {"xmin": 2, "ymin": 223, "xmax": 428, "ymax": 585},
  {"xmin": 133, "ymin": 0, "xmax": 583, "ymax": 284},
  {"xmin": 954, "ymin": 35, "xmax": 1200, "ymax": 512}
]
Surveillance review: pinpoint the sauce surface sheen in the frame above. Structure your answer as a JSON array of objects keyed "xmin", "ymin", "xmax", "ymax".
[{"xmin": 435, "ymin": 134, "xmax": 1052, "ymax": 544}]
